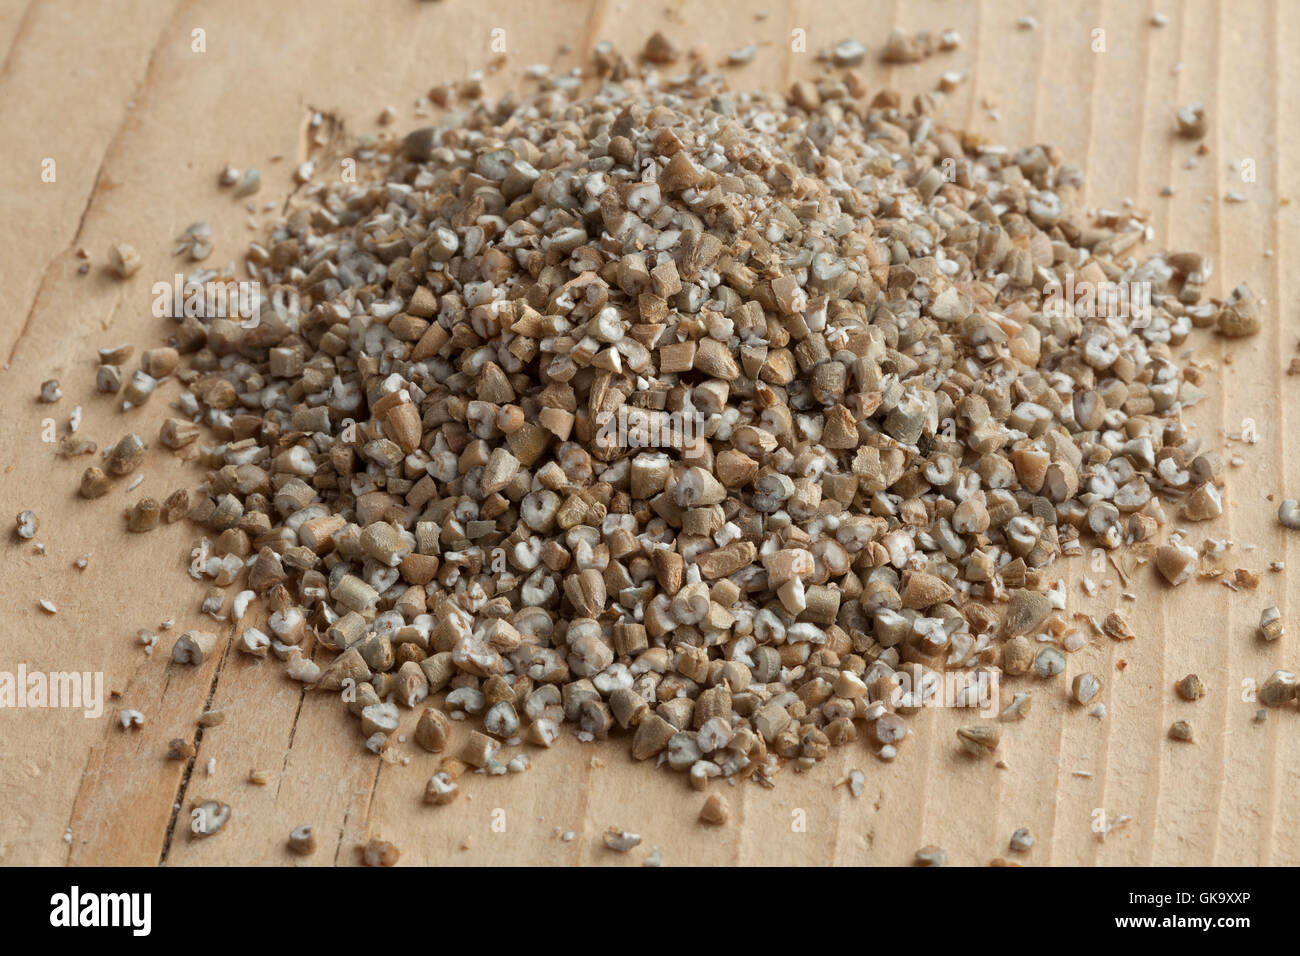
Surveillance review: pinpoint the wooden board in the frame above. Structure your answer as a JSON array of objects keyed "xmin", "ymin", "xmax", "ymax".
[{"xmin": 1, "ymin": 0, "xmax": 1297, "ymax": 866}]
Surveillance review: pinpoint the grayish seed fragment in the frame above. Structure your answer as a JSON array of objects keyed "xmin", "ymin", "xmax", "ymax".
[{"xmin": 603, "ymin": 827, "xmax": 642, "ymax": 852}]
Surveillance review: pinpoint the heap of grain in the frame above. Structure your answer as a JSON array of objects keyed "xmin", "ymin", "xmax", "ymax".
[{"xmin": 95, "ymin": 42, "xmax": 1259, "ymax": 789}]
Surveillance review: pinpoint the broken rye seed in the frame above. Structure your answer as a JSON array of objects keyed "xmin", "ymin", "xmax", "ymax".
[{"xmin": 83, "ymin": 39, "xmax": 1262, "ymax": 797}]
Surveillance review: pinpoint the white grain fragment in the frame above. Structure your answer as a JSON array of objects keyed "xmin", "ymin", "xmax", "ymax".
[
  {"xmin": 286, "ymin": 654, "xmax": 321, "ymax": 683},
  {"xmin": 848, "ymin": 769, "xmax": 866, "ymax": 797},
  {"xmin": 832, "ymin": 38, "xmax": 867, "ymax": 67},
  {"xmin": 231, "ymin": 589, "xmax": 255, "ymax": 622},
  {"xmin": 603, "ymin": 828, "xmax": 641, "ymax": 852},
  {"xmin": 727, "ymin": 44, "xmax": 757, "ymax": 66}
]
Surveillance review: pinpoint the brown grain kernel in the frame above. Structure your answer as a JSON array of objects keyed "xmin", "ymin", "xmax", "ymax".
[
  {"xmin": 127, "ymin": 498, "xmax": 160, "ymax": 533},
  {"xmin": 1259, "ymin": 670, "xmax": 1298, "ymax": 707},
  {"xmin": 642, "ymin": 31, "xmax": 679, "ymax": 63},
  {"xmin": 1154, "ymin": 543, "xmax": 1197, "ymax": 586},
  {"xmin": 108, "ymin": 243, "xmax": 142, "ymax": 278},
  {"xmin": 1102, "ymin": 611, "xmax": 1136, "ymax": 642},
  {"xmin": 160, "ymin": 418, "xmax": 200, "ymax": 449},
  {"xmin": 162, "ymin": 489, "xmax": 190, "ymax": 523},
  {"xmin": 1004, "ymin": 590, "xmax": 1052, "ymax": 637},
  {"xmin": 698, "ymin": 792, "xmax": 730, "ymax": 825},
  {"xmin": 106, "ymin": 434, "xmax": 146, "ymax": 475},
  {"xmin": 956, "ymin": 724, "xmax": 1000, "ymax": 757},
  {"xmin": 1175, "ymin": 674, "xmax": 1205, "ymax": 701},
  {"xmin": 166, "ymin": 738, "xmax": 195, "ymax": 760}
]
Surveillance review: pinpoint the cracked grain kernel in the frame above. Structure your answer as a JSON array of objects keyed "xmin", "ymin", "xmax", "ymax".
[
  {"xmin": 360, "ymin": 838, "xmax": 400, "ymax": 866},
  {"xmin": 1154, "ymin": 542, "xmax": 1197, "ymax": 586},
  {"xmin": 425, "ymin": 772, "xmax": 460, "ymax": 805},
  {"xmin": 15, "ymin": 511, "xmax": 38, "ymax": 540},
  {"xmin": 914, "ymin": 845, "xmax": 947, "ymax": 866},
  {"xmin": 1259, "ymin": 606, "xmax": 1284, "ymax": 642},
  {"xmin": 956, "ymin": 724, "xmax": 1000, "ymax": 757},
  {"xmin": 1033, "ymin": 647, "xmax": 1066, "ymax": 678},
  {"xmin": 190, "ymin": 800, "xmax": 231, "ymax": 838},
  {"xmin": 1071, "ymin": 672, "xmax": 1102, "ymax": 705}
]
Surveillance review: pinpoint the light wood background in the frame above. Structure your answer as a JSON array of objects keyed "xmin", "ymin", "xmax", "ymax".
[{"xmin": 0, "ymin": 0, "xmax": 1296, "ymax": 866}]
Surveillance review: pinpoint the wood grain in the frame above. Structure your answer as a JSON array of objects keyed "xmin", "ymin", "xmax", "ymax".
[{"xmin": 0, "ymin": 0, "xmax": 1295, "ymax": 866}]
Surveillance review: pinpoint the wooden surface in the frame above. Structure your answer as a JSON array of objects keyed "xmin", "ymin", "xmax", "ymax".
[{"xmin": 1, "ymin": 0, "xmax": 1297, "ymax": 866}]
